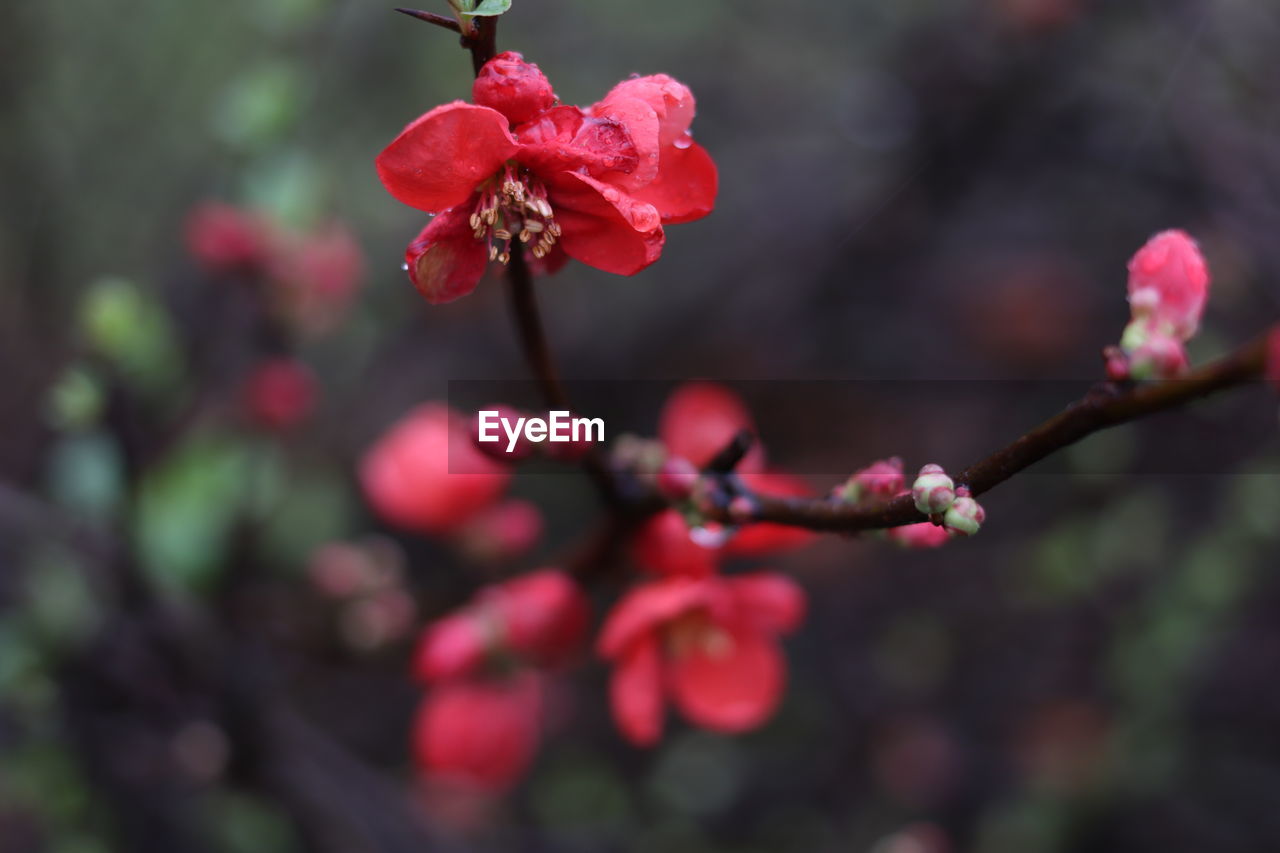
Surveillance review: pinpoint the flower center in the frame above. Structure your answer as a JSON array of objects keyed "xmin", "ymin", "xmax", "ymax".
[
  {"xmin": 665, "ymin": 612, "xmax": 735, "ymax": 661},
  {"xmin": 469, "ymin": 164, "xmax": 561, "ymax": 264}
]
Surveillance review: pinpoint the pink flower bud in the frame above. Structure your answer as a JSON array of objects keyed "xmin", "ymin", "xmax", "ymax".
[
  {"xmin": 656, "ymin": 455, "xmax": 700, "ymax": 501},
  {"xmin": 911, "ymin": 464, "xmax": 956, "ymax": 515},
  {"xmin": 838, "ymin": 457, "xmax": 905, "ymax": 504},
  {"xmin": 473, "ymin": 52, "xmax": 557, "ymax": 126},
  {"xmin": 943, "ymin": 496, "xmax": 986, "ymax": 537},
  {"xmin": 1127, "ymin": 229, "xmax": 1210, "ymax": 341},
  {"xmin": 1126, "ymin": 330, "xmax": 1189, "ymax": 380},
  {"xmin": 727, "ymin": 495, "xmax": 756, "ymax": 525},
  {"xmin": 185, "ymin": 202, "xmax": 272, "ymax": 274}
]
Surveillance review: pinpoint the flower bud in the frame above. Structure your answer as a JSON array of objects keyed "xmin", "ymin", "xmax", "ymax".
[
  {"xmin": 943, "ymin": 496, "xmax": 986, "ymax": 537},
  {"xmin": 912, "ymin": 464, "xmax": 955, "ymax": 515},
  {"xmin": 1266, "ymin": 326, "xmax": 1280, "ymax": 394},
  {"xmin": 473, "ymin": 52, "xmax": 557, "ymax": 126},
  {"xmin": 1126, "ymin": 331, "xmax": 1188, "ymax": 380},
  {"xmin": 837, "ymin": 457, "xmax": 904, "ymax": 504},
  {"xmin": 244, "ymin": 358, "xmax": 316, "ymax": 430},
  {"xmin": 1126, "ymin": 229, "xmax": 1210, "ymax": 341},
  {"xmin": 727, "ymin": 495, "xmax": 756, "ymax": 525}
]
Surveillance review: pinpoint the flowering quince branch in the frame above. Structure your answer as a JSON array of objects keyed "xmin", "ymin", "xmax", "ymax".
[{"xmin": 369, "ymin": 9, "xmax": 1280, "ymax": 791}]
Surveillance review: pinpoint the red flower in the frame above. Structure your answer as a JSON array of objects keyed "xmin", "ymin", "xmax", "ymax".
[
  {"xmin": 598, "ymin": 572, "xmax": 805, "ymax": 745},
  {"xmin": 243, "ymin": 358, "xmax": 316, "ymax": 430},
  {"xmin": 376, "ymin": 52, "xmax": 717, "ymax": 303},
  {"xmin": 413, "ymin": 568, "xmax": 590, "ymax": 682},
  {"xmin": 885, "ymin": 522, "xmax": 952, "ymax": 549},
  {"xmin": 412, "ymin": 673, "xmax": 544, "ymax": 792},
  {"xmin": 269, "ymin": 221, "xmax": 364, "ymax": 335},
  {"xmin": 360, "ymin": 403, "xmax": 510, "ymax": 534},
  {"xmin": 658, "ymin": 382, "xmax": 764, "ymax": 473}
]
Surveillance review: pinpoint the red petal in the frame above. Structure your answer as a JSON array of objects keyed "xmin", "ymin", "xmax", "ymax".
[
  {"xmin": 630, "ymin": 140, "xmax": 718, "ymax": 225},
  {"xmin": 595, "ymin": 75, "xmax": 695, "ymax": 149},
  {"xmin": 631, "ymin": 509, "xmax": 721, "ymax": 579},
  {"xmin": 405, "ymin": 206, "xmax": 489, "ymax": 304},
  {"xmin": 546, "ymin": 172, "xmax": 664, "ymax": 275},
  {"xmin": 412, "ymin": 674, "xmax": 543, "ymax": 792},
  {"xmin": 724, "ymin": 471, "xmax": 817, "ymax": 556},
  {"xmin": 585, "ymin": 96, "xmax": 660, "ymax": 191},
  {"xmin": 658, "ymin": 382, "xmax": 765, "ymax": 472},
  {"xmin": 726, "ymin": 572, "xmax": 806, "ymax": 635},
  {"xmin": 666, "ymin": 621, "xmax": 785, "ymax": 734},
  {"xmin": 412, "ymin": 612, "xmax": 487, "ymax": 683},
  {"xmin": 472, "ymin": 51, "xmax": 556, "ymax": 126},
  {"xmin": 376, "ymin": 102, "xmax": 517, "ymax": 213},
  {"xmin": 493, "ymin": 569, "xmax": 591, "ymax": 667},
  {"xmin": 597, "ymin": 576, "xmax": 712, "ymax": 659},
  {"xmin": 515, "ymin": 106, "xmax": 641, "ymax": 179},
  {"xmin": 609, "ymin": 634, "xmax": 665, "ymax": 746}
]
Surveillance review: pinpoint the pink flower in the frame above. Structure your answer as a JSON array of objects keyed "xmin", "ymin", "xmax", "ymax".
[
  {"xmin": 885, "ymin": 522, "xmax": 952, "ymax": 549},
  {"xmin": 1266, "ymin": 327, "xmax": 1280, "ymax": 394},
  {"xmin": 269, "ymin": 222, "xmax": 364, "ymax": 335},
  {"xmin": 1127, "ymin": 229, "xmax": 1210, "ymax": 340},
  {"xmin": 454, "ymin": 499, "xmax": 544, "ymax": 563},
  {"xmin": 376, "ymin": 52, "xmax": 717, "ymax": 303},
  {"xmin": 413, "ymin": 569, "xmax": 590, "ymax": 683},
  {"xmin": 412, "ymin": 673, "xmax": 544, "ymax": 792},
  {"xmin": 360, "ymin": 403, "xmax": 510, "ymax": 534},
  {"xmin": 598, "ymin": 573, "xmax": 805, "ymax": 745}
]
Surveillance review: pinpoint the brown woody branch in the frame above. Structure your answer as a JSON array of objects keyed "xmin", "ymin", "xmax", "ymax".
[{"xmin": 697, "ymin": 333, "xmax": 1272, "ymax": 533}]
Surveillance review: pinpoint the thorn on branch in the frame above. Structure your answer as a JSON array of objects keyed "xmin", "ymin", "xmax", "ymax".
[{"xmin": 394, "ymin": 7, "xmax": 462, "ymax": 34}]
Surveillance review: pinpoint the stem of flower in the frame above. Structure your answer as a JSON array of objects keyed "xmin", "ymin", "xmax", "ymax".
[{"xmin": 393, "ymin": 8, "xmax": 461, "ymax": 34}]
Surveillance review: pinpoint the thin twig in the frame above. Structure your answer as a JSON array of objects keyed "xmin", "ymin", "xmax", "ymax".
[
  {"xmin": 393, "ymin": 8, "xmax": 461, "ymax": 34},
  {"xmin": 700, "ymin": 333, "xmax": 1272, "ymax": 533}
]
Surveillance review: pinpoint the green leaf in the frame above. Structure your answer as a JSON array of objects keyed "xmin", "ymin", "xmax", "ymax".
[{"xmin": 468, "ymin": 0, "xmax": 512, "ymax": 17}]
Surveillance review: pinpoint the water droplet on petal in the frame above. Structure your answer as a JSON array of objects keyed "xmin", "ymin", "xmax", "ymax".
[
  {"xmin": 673, "ymin": 132, "xmax": 694, "ymax": 150},
  {"xmin": 689, "ymin": 525, "xmax": 730, "ymax": 549},
  {"xmin": 602, "ymin": 188, "xmax": 620, "ymax": 203},
  {"xmin": 400, "ymin": 262, "xmax": 409, "ymax": 271}
]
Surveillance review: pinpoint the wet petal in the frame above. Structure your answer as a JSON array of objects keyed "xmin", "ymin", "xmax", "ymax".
[
  {"xmin": 596, "ymin": 74, "xmax": 696, "ymax": 148},
  {"xmin": 376, "ymin": 102, "xmax": 517, "ymax": 213},
  {"xmin": 630, "ymin": 140, "xmax": 718, "ymax": 224},
  {"xmin": 546, "ymin": 171, "xmax": 664, "ymax": 276},
  {"xmin": 405, "ymin": 206, "xmax": 489, "ymax": 304}
]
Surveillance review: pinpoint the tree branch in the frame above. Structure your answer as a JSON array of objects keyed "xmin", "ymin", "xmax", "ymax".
[{"xmin": 702, "ymin": 333, "xmax": 1272, "ymax": 533}]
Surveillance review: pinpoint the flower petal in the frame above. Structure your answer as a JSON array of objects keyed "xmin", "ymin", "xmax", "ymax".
[
  {"xmin": 597, "ymin": 576, "xmax": 712, "ymax": 659},
  {"xmin": 376, "ymin": 102, "xmax": 517, "ymax": 213},
  {"xmin": 727, "ymin": 572, "xmax": 806, "ymax": 635},
  {"xmin": 658, "ymin": 382, "xmax": 765, "ymax": 473},
  {"xmin": 630, "ymin": 140, "xmax": 718, "ymax": 225},
  {"xmin": 405, "ymin": 206, "xmax": 489, "ymax": 304},
  {"xmin": 631, "ymin": 509, "xmax": 721, "ymax": 579},
  {"xmin": 585, "ymin": 96, "xmax": 660, "ymax": 191},
  {"xmin": 546, "ymin": 171, "xmax": 664, "ymax": 276},
  {"xmin": 666, "ymin": 621, "xmax": 784, "ymax": 734},
  {"xmin": 596, "ymin": 74, "xmax": 696, "ymax": 149},
  {"xmin": 515, "ymin": 106, "xmax": 641, "ymax": 178},
  {"xmin": 609, "ymin": 634, "xmax": 665, "ymax": 746}
]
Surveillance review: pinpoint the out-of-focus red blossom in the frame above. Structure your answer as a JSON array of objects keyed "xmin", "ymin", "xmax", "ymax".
[
  {"xmin": 185, "ymin": 203, "xmax": 272, "ymax": 273},
  {"xmin": 269, "ymin": 222, "xmax": 364, "ymax": 334},
  {"xmin": 413, "ymin": 568, "xmax": 589, "ymax": 683},
  {"xmin": 412, "ymin": 673, "xmax": 544, "ymax": 792},
  {"xmin": 658, "ymin": 382, "xmax": 764, "ymax": 473},
  {"xmin": 455, "ymin": 499, "xmax": 544, "ymax": 563},
  {"xmin": 1266, "ymin": 327, "xmax": 1280, "ymax": 393},
  {"xmin": 243, "ymin": 358, "xmax": 316, "ymax": 430},
  {"xmin": 598, "ymin": 573, "xmax": 805, "ymax": 745},
  {"xmin": 470, "ymin": 404, "xmax": 536, "ymax": 462},
  {"xmin": 836, "ymin": 457, "xmax": 904, "ymax": 503},
  {"xmin": 375, "ymin": 52, "xmax": 717, "ymax": 303},
  {"xmin": 1127, "ymin": 229, "xmax": 1210, "ymax": 340},
  {"xmin": 360, "ymin": 403, "xmax": 510, "ymax": 535},
  {"xmin": 724, "ymin": 471, "xmax": 817, "ymax": 555},
  {"xmin": 885, "ymin": 522, "xmax": 952, "ymax": 549}
]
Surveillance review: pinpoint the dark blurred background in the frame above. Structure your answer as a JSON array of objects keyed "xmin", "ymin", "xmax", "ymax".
[{"xmin": 3, "ymin": 0, "xmax": 1280, "ymax": 851}]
